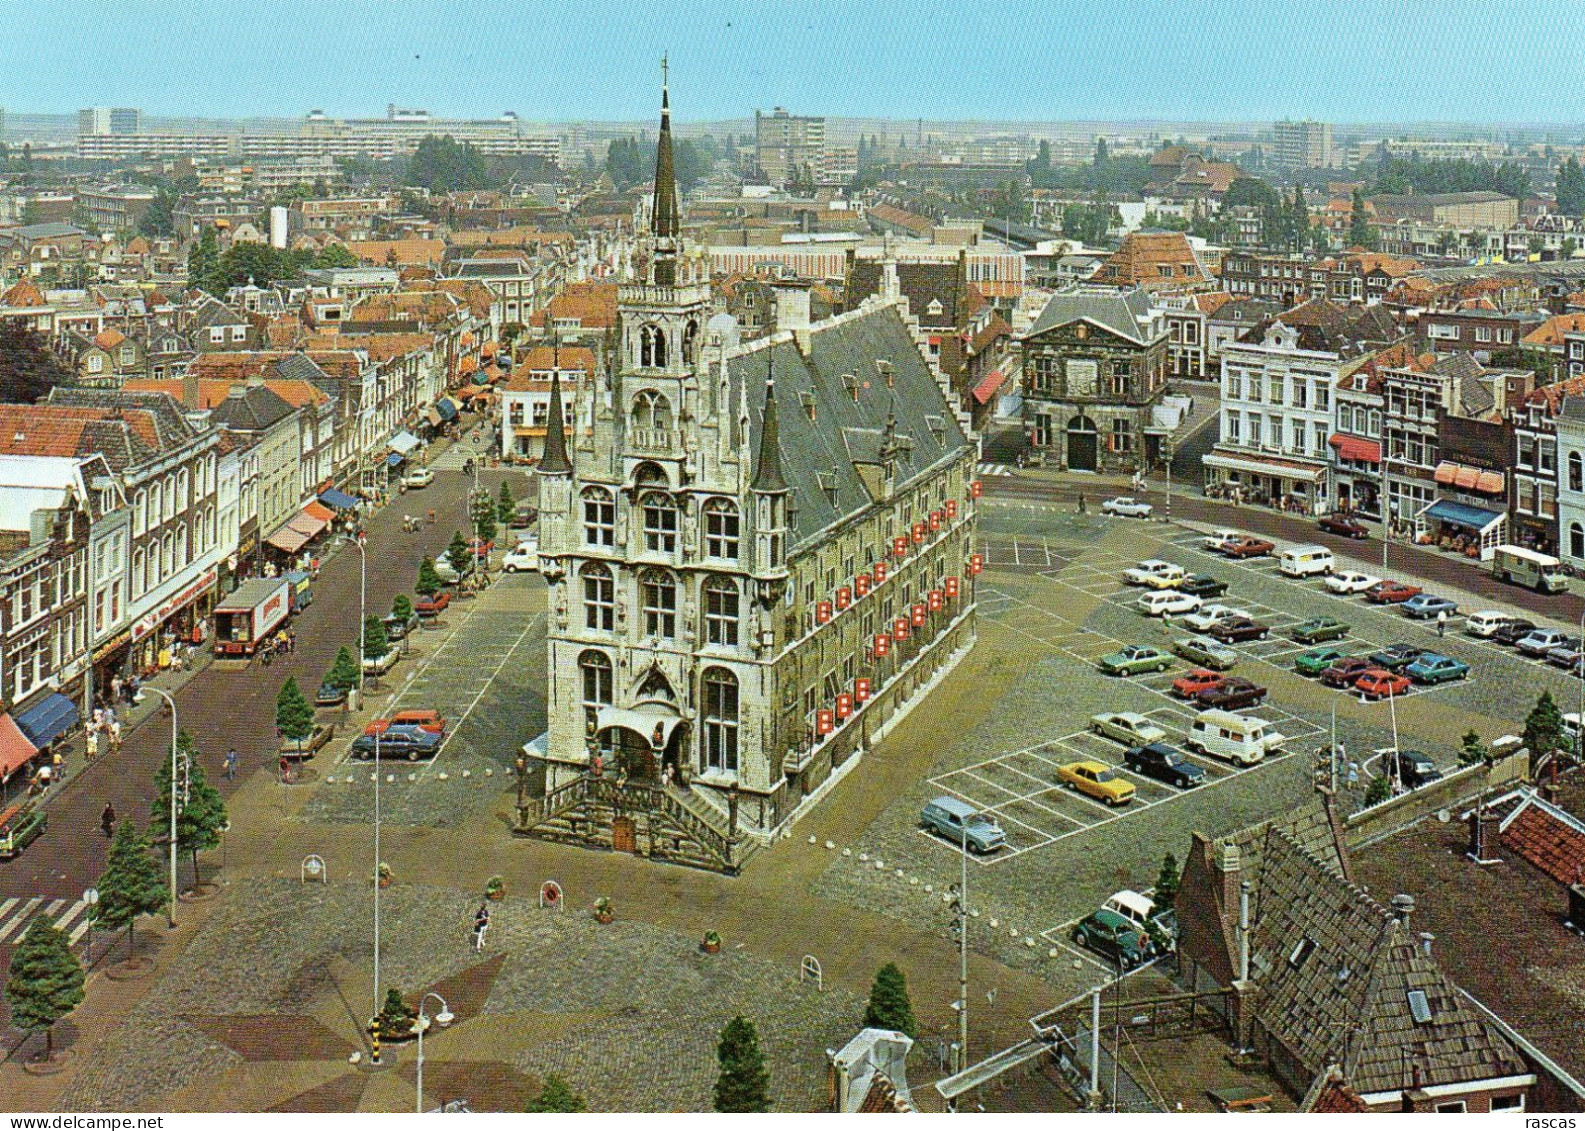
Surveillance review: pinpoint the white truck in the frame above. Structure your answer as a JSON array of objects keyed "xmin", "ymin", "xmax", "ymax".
[
  {"xmin": 1492, "ymin": 545, "xmax": 1568, "ymax": 594},
  {"xmin": 212, "ymin": 578, "xmax": 291, "ymax": 657}
]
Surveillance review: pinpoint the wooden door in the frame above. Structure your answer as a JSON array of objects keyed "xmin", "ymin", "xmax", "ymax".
[{"xmin": 612, "ymin": 815, "xmax": 637, "ymax": 854}]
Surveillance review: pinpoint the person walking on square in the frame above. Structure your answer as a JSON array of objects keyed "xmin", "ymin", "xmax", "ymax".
[
  {"xmin": 1437, "ymin": 610, "xmax": 1447, "ymax": 638},
  {"xmin": 85, "ymin": 727, "xmax": 99, "ymax": 762},
  {"xmin": 472, "ymin": 904, "xmax": 490, "ymax": 951},
  {"xmin": 225, "ymin": 746, "xmax": 239, "ymax": 781},
  {"xmin": 101, "ymin": 802, "xmax": 116, "ymax": 838}
]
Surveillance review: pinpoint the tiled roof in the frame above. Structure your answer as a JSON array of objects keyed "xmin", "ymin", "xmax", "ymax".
[
  {"xmin": 1527, "ymin": 374, "xmax": 1585, "ymax": 413},
  {"xmin": 866, "ymin": 202, "xmax": 934, "ymax": 235},
  {"xmin": 1194, "ymin": 291, "xmax": 1234, "ymax": 315},
  {"xmin": 346, "ymin": 291, "xmax": 463, "ymax": 327},
  {"xmin": 530, "ymin": 282, "xmax": 619, "ymax": 330},
  {"xmin": 94, "ymin": 328, "xmax": 127, "ymax": 350},
  {"xmin": 1499, "ymin": 793, "xmax": 1585, "ymax": 886},
  {"xmin": 1522, "ymin": 312, "xmax": 1585, "ymax": 347},
  {"xmin": 343, "ymin": 239, "xmax": 447, "ymax": 267},
  {"xmin": 515, "ymin": 345, "xmax": 596, "ymax": 374},
  {"xmin": 846, "ymin": 259, "xmax": 968, "ymax": 329},
  {"xmin": 0, "ymin": 279, "xmax": 48, "ymax": 308},
  {"xmin": 1098, "ymin": 230, "xmax": 1212, "ymax": 286},
  {"xmin": 303, "ymin": 332, "xmax": 432, "ymax": 363}
]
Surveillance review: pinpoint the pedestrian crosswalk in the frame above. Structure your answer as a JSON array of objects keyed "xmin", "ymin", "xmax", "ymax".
[
  {"xmin": 0, "ymin": 895, "xmax": 96, "ymax": 949},
  {"xmin": 978, "ymin": 462, "xmax": 1015, "ymax": 477}
]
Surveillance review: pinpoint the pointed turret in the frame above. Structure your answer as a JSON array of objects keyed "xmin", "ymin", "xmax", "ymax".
[
  {"xmin": 540, "ymin": 367, "xmax": 572, "ymax": 475},
  {"xmin": 751, "ymin": 369, "xmax": 788, "ymax": 494},
  {"xmin": 650, "ymin": 57, "xmax": 681, "ymax": 285}
]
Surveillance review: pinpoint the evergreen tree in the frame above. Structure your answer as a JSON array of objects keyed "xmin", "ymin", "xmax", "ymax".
[
  {"xmin": 862, "ymin": 963, "xmax": 918, "ymax": 1037},
  {"xmin": 3, "ymin": 916, "xmax": 85, "ymax": 1056},
  {"xmin": 1363, "ymin": 774, "xmax": 1393, "ymax": 807},
  {"xmin": 150, "ymin": 732, "xmax": 228, "ymax": 885},
  {"xmin": 445, "ymin": 531, "xmax": 472, "ymax": 576},
  {"xmin": 327, "ymin": 645, "xmax": 361, "ymax": 691},
  {"xmin": 496, "ymin": 480, "xmax": 516, "ymax": 526},
  {"xmin": 471, "ymin": 491, "xmax": 497, "ymax": 545},
  {"xmin": 416, "ymin": 556, "xmax": 442, "ymax": 597},
  {"xmin": 363, "ymin": 614, "xmax": 389, "ymax": 661},
  {"xmin": 391, "ymin": 594, "xmax": 414, "ymax": 622},
  {"xmin": 187, "ymin": 226, "xmax": 220, "ymax": 290},
  {"xmin": 1459, "ymin": 730, "xmax": 1490, "ymax": 767},
  {"xmin": 275, "ymin": 677, "xmax": 315, "ymax": 748},
  {"xmin": 1152, "ymin": 852, "xmax": 1180, "ymax": 914},
  {"xmin": 1093, "ymin": 137, "xmax": 1110, "ymax": 168},
  {"xmin": 92, "ymin": 821, "xmax": 169, "ymax": 956},
  {"xmin": 0, "ymin": 322, "xmax": 75, "ymax": 405},
  {"xmin": 1289, "ymin": 185, "xmax": 1310, "ymax": 251},
  {"xmin": 1524, "ymin": 690, "xmax": 1565, "ymax": 771},
  {"xmin": 713, "ymin": 1016, "xmax": 771, "ymax": 1113},
  {"xmin": 528, "ymin": 1075, "xmax": 588, "ymax": 1113},
  {"xmin": 1557, "ymin": 158, "xmax": 1585, "ymax": 218}
]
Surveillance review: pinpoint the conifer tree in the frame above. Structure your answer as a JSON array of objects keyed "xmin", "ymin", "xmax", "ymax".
[
  {"xmin": 528, "ymin": 1075, "xmax": 587, "ymax": 1113},
  {"xmin": 3, "ymin": 916, "xmax": 85, "ymax": 1056},
  {"xmin": 391, "ymin": 594, "xmax": 414, "ymax": 622},
  {"xmin": 92, "ymin": 821, "xmax": 169, "ymax": 957},
  {"xmin": 496, "ymin": 480, "xmax": 516, "ymax": 526},
  {"xmin": 363, "ymin": 614, "xmax": 389, "ymax": 660},
  {"xmin": 150, "ymin": 731, "xmax": 227, "ymax": 885},
  {"xmin": 416, "ymin": 556, "xmax": 442, "ymax": 597},
  {"xmin": 327, "ymin": 645, "xmax": 361, "ymax": 691},
  {"xmin": 276, "ymin": 677, "xmax": 315, "ymax": 750},
  {"xmin": 863, "ymin": 963, "xmax": 918, "ymax": 1037},
  {"xmin": 713, "ymin": 1016, "xmax": 771, "ymax": 1113},
  {"xmin": 445, "ymin": 531, "xmax": 471, "ymax": 576}
]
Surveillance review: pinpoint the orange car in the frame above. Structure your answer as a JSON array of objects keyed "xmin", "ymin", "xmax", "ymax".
[
  {"xmin": 1171, "ymin": 669, "xmax": 1226, "ymax": 698},
  {"xmin": 1353, "ymin": 668, "xmax": 1411, "ymax": 700},
  {"xmin": 1220, "ymin": 536, "xmax": 1275, "ymax": 559},
  {"xmin": 364, "ymin": 709, "xmax": 447, "ymax": 737}
]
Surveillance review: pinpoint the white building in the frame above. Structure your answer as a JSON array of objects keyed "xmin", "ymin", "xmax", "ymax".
[{"xmin": 1556, "ymin": 396, "xmax": 1585, "ymax": 566}]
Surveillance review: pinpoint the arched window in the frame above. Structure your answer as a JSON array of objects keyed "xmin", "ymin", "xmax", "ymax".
[
  {"xmin": 132, "ymin": 547, "xmax": 146, "ymax": 594},
  {"xmin": 579, "ymin": 649, "xmax": 613, "ymax": 707},
  {"xmin": 1570, "ymin": 451, "xmax": 1582, "ymax": 493},
  {"xmin": 162, "ymin": 478, "xmax": 175, "ymax": 521},
  {"xmin": 582, "ymin": 487, "xmax": 615, "ymax": 547},
  {"xmin": 177, "ymin": 522, "xmax": 189, "ymax": 566},
  {"xmin": 703, "ymin": 498, "xmax": 740, "ymax": 559},
  {"xmin": 703, "ymin": 576, "xmax": 740, "ymax": 646},
  {"xmin": 161, "ymin": 531, "xmax": 175, "ymax": 578},
  {"xmin": 640, "ymin": 324, "xmax": 668, "ymax": 368},
  {"xmin": 176, "ymin": 467, "xmax": 190, "ymax": 510},
  {"xmin": 583, "ymin": 562, "xmax": 614, "ymax": 631},
  {"xmin": 1572, "ymin": 522, "xmax": 1583, "ymax": 560},
  {"xmin": 640, "ymin": 568, "xmax": 677, "ymax": 638},
  {"xmin": 642, "ymin": 491, "xmax": 678, "ymax": 553},
  {"xmin": 682, "ymin": 319, "xmax": 699, "ymax": 364},
  {"xmin": 133, "ymin": 490, "xmax": 147, "ymax": 535},
  {"xmin": 631, "ymin": 390, "xmax": 673, "ymax": 431},
  {"xmin": 702, "ymin": 667, "xmax": 739, "ymax": 773}
]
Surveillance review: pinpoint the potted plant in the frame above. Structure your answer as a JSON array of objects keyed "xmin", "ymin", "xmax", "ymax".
[
  {"xmin": 701, "ymin": 929, "xmax": 722, "ymax": 955},
  {"xmin": 485, "ymin": 875, "xmax": 506, "ymax": 901},
  {"xmin": 377, "ymin": 862, "xmax": 392, "ymax": 888},
  {"xmin": 375, "ymin": 987, "xmax": 418, "ymax": 1040},
  {"xmin": 594, "ymin": 896, "xmax": 614, "ymax": 924}
]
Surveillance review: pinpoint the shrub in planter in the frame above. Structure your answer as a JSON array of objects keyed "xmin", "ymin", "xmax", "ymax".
[
  {"xmin": 485, "ymin": 875, "xmax": 505, "ymax": 901},
  {"xmin": 376, "ymin": 862, "xmax": 392, "ymax": 888},
  {"xmin": 594, "ymin": 896, "xmax": 613, "ymax": 924},
  {"xmin": 376, "ymin": 987, "xmax": 418, "ymax": 1038},
  {"xmin": 702, "ymin": 929, "xmax": 722, "ymax": 954}
]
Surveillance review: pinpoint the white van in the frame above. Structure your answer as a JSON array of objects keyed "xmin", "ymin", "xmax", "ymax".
[
  {"xmin": 1463, "ymin": 611, "xmax": 1514, "ymax": 638},
  {"xmin": 1103, "ymin": 889, "xmax": 1158, "ymax": 931},
  {"xmin": 1278, "ymin": 544, "xmax": 1335, "ymax": 578},
  {"xmin": 1185, "ymin": 709, "xmax": 1286, "ymax": 766}
]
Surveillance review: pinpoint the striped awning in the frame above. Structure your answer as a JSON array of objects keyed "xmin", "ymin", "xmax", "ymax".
[{"xmin": 0, "ymin": 714, "xmax": 39, "ymax": 781}]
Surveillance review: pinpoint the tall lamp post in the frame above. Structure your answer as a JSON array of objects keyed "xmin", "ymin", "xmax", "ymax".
[
  {"xmin": 352, "ymin": 531, "xmax": 383, "ymax": 1055},
  {"xmin": 137, "ymin": 686, "xmax": 180, "ymax": 928},
  {"xmin": 414, "ymin": 991, "xmax": 454, "ymax": 1113}
]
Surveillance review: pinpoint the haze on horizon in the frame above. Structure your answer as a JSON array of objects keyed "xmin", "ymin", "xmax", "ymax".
[{"xmin": 3, "ymin": 0, "xmax": 1585, "ymax": 127}]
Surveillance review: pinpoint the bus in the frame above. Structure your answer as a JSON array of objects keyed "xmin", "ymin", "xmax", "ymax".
[{"xmin": 1491, "ymin": 545, "xmax": 1569, "ymax": 594}]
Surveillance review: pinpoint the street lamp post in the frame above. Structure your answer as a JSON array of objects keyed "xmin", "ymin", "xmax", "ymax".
[
  {"xmin": 415, "ymin": 991, "xmax": 454, "ymax": 1113},
  {"xmin": 352, "ymin": 532, "xmax": 385, "ymax": 1058},
  {"xmin": 137, "ymin": 686, "xmax": 180, "ymax": 928}
]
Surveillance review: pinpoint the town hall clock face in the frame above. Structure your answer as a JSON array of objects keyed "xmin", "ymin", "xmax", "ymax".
[{"xmin": 1066, "ymin": 359, "xmax": 1097, "ymax": 397}]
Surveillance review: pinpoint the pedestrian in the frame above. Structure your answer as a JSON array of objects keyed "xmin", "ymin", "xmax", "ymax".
[
  {"xmin": 1077, "ymin": 493, "xmax": 1087, "ymax": 515},
  {"xmin": 101, "ymin": 802, "xmax": 116, "ymax": 838},
  {"xmin": 85, "ymin": 728, "xmax": 99, "ymax": 761},
  {"xmin": 108, "ymin": 719, "xmax": 122, "ymax": 753},
  {"xmin": 128, "ymin": 674, "xmax": 140, "ymax": 703},
  {"xmin": 1437, "ymin": 610, "xmax": 1447, "ymax": 638},
  {"xmin": 111, "ymin": 674, "xmax": 123, "ymax": 704},
  {"xmin": 225, "ymin": 746, "xmax": 239, "ymax": 780},
  {"xmin": 279, "ymin": 754, "xmax": 292, "ymax": 784},
  {"xmin": 287, "ymin": 631, "xmax": 297, "ymax": 654},
  {"xmin": 472, "ymin": 903, "xmax": 490, "ymax": 952},
  {"xmin": 428, "ymin": 508, "xmax": 436, "ymax": 526},
  {"xmin": 262, "ymin": 645, "xmax": 273, "ymax": 668}
]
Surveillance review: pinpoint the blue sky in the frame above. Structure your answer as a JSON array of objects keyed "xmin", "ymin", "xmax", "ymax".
[{"xmin": 4, "ymin": 0, "xmax": 1585, "ymax": 124}]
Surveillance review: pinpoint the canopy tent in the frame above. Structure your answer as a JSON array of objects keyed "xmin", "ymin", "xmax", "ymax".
[
  {"xmin": 14, "ymin": 692, "xmax": 79, "ymax": 749},
  {"xmin": 266, "ymin": 525, "xmax": 310, "ymax": 554},
  {"xmin": 388, "ymin": 431, "xmax": 421, "ymax": 455},
  {"xmin": 318, "ymin": 488, "xmax": 359, "ymax": 510},
  {"xmin": 435, "ymin": 398, "xmax": 459, "ymax": 422},
  {"xmin": 286, "ymin": 510, "xmax": 328, "ymax": 540},
  {"xmin": 385, "ymin": 452, "xmax": 405, "ymax": 468}
]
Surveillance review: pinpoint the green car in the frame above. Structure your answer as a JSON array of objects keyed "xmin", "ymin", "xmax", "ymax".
[
  {"xmin": 1098, "ymin": 644, "xmax": 1173, "ymax": 676},
  {"xmin": 1295, "ymin": 645, "xmax": 1352, "ymax": 676},
  {"xmin": 1292, "ymin": 616, "xmax": 1350, "ymax": 644},
  {"xmin": 1171, "ymin": 635, "xmax": 1238, "ymax": 671}
]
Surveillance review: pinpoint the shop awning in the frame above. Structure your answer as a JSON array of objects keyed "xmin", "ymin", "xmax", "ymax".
[
  {"xmin": 1433, "ymin": 461, "xmax": 1458, "ymax": 485},
  {"xmin": 14, "ymin": 692, "xmax": 79, "ymax": 749},
  {"xmin": 595, "ymin": 704, "xmax": 683, "ymax": 749},
  {"xmin": 266, "ymin": 525, "xmax": 310, "ymax": 554},
  {"xmin": 971, "ymin": 366, "xmax": 1009, "ymax": 406},
  {"xmin": 456, "ymin": 384, "xmax": 484, "ymax": 398},
  {"xmin": 436, "ymin": 398, "xmax": 459, "ymax": 421},
  {"xmin": 318, "ymin": 488, "xmax": 359, "ymax": 510},
  {"xmin": 385, "ymin": 452, "xmax": 405, "ymax": 468},
  {"xmin": 1203, "ymin": 452, "xmax": 1325, "ymax": 482},
  {"xmin": 1419, "ymin": 498, "xmax": 1505, "ymax": 535},
  {"xmin": 426, "ymin": 408, "xmax": 444, "ymax": 427},
  {"xmin": 389, "ymin": 431, "xmax": 421, "ymax": 455},
  {"xmin": 1434, "ymin": 460, "xmax": 1504, "ymax": 494},
  {"xmin": 0, "ymin": 714, "xmax": 39, "ymax": 781},
  {"xmin": 1328, "ymin": 434, "xmax": 1381, "ymax": 463},
  {"xmin": 287, "ymin": 510, "xmax": 328, "ymax": 539},
  {"xmin": 1476, "ymin": 471, "xmax": 1505, "ymax": 494},
  {"xmin": 303, "ymin": 501, "xmax": 335, "ymax": 524}
]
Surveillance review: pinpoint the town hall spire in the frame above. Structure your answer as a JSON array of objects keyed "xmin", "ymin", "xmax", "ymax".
[{"xmin": 650, "ymin": 55, "xmax": 681, "ymax": 283}]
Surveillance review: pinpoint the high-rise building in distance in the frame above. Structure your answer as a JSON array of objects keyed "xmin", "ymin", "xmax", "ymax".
[
  {"xmin": 1272, "ymin": 119, "xmax": 1334, "ymax": 170},
  {"xmin": 755, "ymin": 107, "xmax": 825, "ymax": 187},
  {"xmin": 78, "ymin": 107, "xmax": 142, "ymax": 136}
]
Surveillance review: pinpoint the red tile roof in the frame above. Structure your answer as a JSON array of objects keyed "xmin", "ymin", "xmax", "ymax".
[
  {"xmin": 1522, "ymin": 313, "xmax": 1585, "ymax": 347},
  {"xmin": 1501, "ymin": 800, "xmax": 1585, "ymax": 886},
  {"xmin": 1, "ymin": 279, "xmax": 48, "ymax": 308}
]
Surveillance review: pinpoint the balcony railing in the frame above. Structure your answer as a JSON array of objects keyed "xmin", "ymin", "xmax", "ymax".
[{"xmin": 628, "ymin": 428, "xmax": 680, "ymax": 454}]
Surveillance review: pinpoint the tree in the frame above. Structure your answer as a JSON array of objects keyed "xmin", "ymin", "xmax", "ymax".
[
  {"xmin": 713, "ymin": 1016, "xmax": 771, "ymax": 1113},
  {"xmin": 1152, "ymin": 852, "xmax": 1180, "ymax": 914},
  {"xmin": 1289, "ymin": 185, "xmax": 1311, "ymax": 251},
  {"xmin": 275, "ymin": 677, "xmax": 315, "ymax": 748},
  {"xmin": 528, "ymin": 1075, "xmax": 587, "ymax": 1113},
  {"xmin": 1459, "ymin": 730, "xmax": 1490, "ymax": 767},
  {"xmin": 1093, "ymin": 137, "xmax": 1110, "ymax": 168},
  {"xmin": 326, "ymin": 646, "xmax": 361, "ymax": 692},
  {"xmin": 416, "ymin": 556, "xmax": 442, "ymax": 597},
  {"xmin": 1557, "ymin": 158, "xmax": 1585, "ymax": 218},
  {"xmin": 138, "ymin": 184, "xmax": 180, "ymax": 238},
  {"xmin": 391, "ymin": 594, "xmax": 414, "ymax": 622},
  {"xmin": 150, "ymin": 732, "xmax": 228, "ymax": 885},
  {"xmin": 471, "ymin": 490, "xmax": 498, "ymax": 545},
  {"xmin": 362, "ymin": 614, "xmax": 389, "ymax": 661},
  {"xmin": 92, "ymin": 821, "xmax": 168, "ymax": 957},
  {"xmin": 1524, "ymin": 690, "xmax": 1564, "ymax": 771},
  {"xmin": 0, "ymin": 322, "xmax": 75, "ymax": 404},
  {"xmin": 403, "ymin": 135, "xmax": 492, "ymax": 193},
  {"xmin": 1350, "ymin": 190, "xmax": 1377, "ymax": 251},
  {"xmin": 1488, "ymin": 346, "xmax": 1556, "ymax": 383},
  {"xmin": 496, "ymin": 481, "xmax": 517, "ymax": 526},
  {"xmin": 186, "ymin": 226, "xmax": 220, "ymax": 290},
  {"xmin": 446, "ymin": 531, "xmax": 472, "ymax": 576},
  {"xmin": 1363, "ymin": 774, "xmax": 1393, "ymax": 807},
  {"xmin": 3, "ymin": 916, "xmax": 85, "ymax": 1056},
  {"xmin": 862, "ymin": 963, "xmax": 918, "ymax": 1037}
]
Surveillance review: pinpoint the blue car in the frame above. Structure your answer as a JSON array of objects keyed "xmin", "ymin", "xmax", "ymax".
[
  {"xmin": 1403, "ymin": 653, "xmax": 1471, "ymax": 684},
  {"xmin": 350, "ymin": 724, "xmax": 442, "ymax": 761},
  {"xmin": 1402, "ymin": 593, "xmax": 1458, "ymax": 619}
]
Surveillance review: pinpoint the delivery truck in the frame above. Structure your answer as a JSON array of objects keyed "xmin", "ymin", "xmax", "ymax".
[{"xmin": 213, "ymin": 578, "xmax": 291, "ymax": 656}]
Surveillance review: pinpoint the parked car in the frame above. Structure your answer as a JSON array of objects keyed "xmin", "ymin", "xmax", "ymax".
[
  {"xmin": 1202, "ymin": 528, "xmax": 1242, "ymax": 552},
  {"xmin": 1320, "ymin": 656, "xmax": 1378, "ymax": 688},
  {"xmin": 1123, "ymin": 559, "xmax": 1185, "ymax": 587},
  {"xmin": 1182, "ymin": 604, "xmax": 1252, "ymax": 632},
  {"xmin": 1318, "ymin": 513, "xmax": 1369, "ymax": 539},
  {"xmin": 364, "ymin": 709, "xmax": 447, "ymax": 737},
  {"xmin": 1546, "ymin": 638, "xmax": 1585, "ymax": 669},
  {"xmin": 507, "ymin": 503, "xmax": 539, "ymax": 529},
  {"xmin": 1326, "ymin": 570, "xmax": 1381, "ymax": 595},
  {"xmin": 1072, "ymin": 909, "xmax": 1153, "ymax": 969},
  {"xmin": 315, "ymin": 681, "xmax": 349, "ymax": 707},
  {"xmin": 401, "ymin": 467, "xmax": 435, "ymax": 490},
  {"xmin": 1171, "ymin": 669, "xmax": 1226, "ymax": 698},
  {"xmin": 1295, "ymin": 645, "xmax": 1352, "ymax": 676},
  {"xmin": 1402, "ymin": 593, "xmax": 1459, "ymax": 620},
  {"xmin": 1057, "ymin": 761, "xmax": 1137, "ymax": 806},
  {"xmin": 1196, "ymin": 676, "xmax": 1268, "ymax": 710},
  {"xmin": 1491, "ymin": 618, "xmax": 1539, "ymax": 646},
  {"xmin": 1089, "ymin": 712, "xmax": 1168, "ymax": 745},
  {"xmin": 1291, "ymin": 616, "xmax": 1350, "ymax": 643},
  {"xmin": 362, "ymin": 648, "xmax": 400, "ymax": 675},
  {"xmin": 1367, "ymin": 643, "xmax": 1426, "ymax": 672},
  {"xmin": 1178, "ymin": 574, "xmax": 1230, "ymax": 598},
  {"xmin": 1124, "ymin": 742, "xmax": 1206, "ymax": 789},
  {"xmin": 1517, "ymin": 628, "xmax": 1572, "ymax": 658},
  {"xmin": 1404, "ymin": 653, "xmax": 1471, "ymax": 684},
  {"xmin": 434, "ymin": 556, "xmax": 475, "ymax": 585},
  {"xmin": 919, "ymin": 796, "xmax": 1005, "ymax": 854},
  {"xmin": 1207, "ymin": 616, "xmax": 1269, "ymax": 643},
  {"xmin": 1220, "ymin": 535, "xmax": 1276, "ymax": 559},
  {"xmin": 415, "ymin": 591, "xmax": 451, "ymax": 617},
  {"xmin": 350, "ymin": 724, "xmax": 443, "ymax": 761},
  {"xmin": 1355, "ymin": 668, "xmax": 1412, "ymax": 700},
  {"xmin": 502, "ymin": 540, "xmax": 540, "ymax": 573},
  {"xmin": 280, "ymin": 724, "xmax": 335, "ymax": 760},
  {"xmin": 382, "ymin": 610, "xmax": 420, "ymax": 641},
  {"xmin": 1171, "ymin": 635, "xmax": 1239, "ymax": 671},
  {"xmin": 1101, "ymin": 497, "xmax": 1153, "ymax": 518},
  {"xmin": 1464, "ymin": 611, "xmax": 1518, "ymax": 638},
  {"xmin": 1097, "ymin": 645, "xmax": 1173, "ymax": 676},
  {"xmin": 1388, "ymin": 749, "xmax": 1443, "ymax": 788},
  {"xmin": 1136, "ymin": 590, "xmax": 1202, "ymax": 617},
  {"xmin": 1365, "ymin": 580, "xmax": 1422, "ymax": 604}
]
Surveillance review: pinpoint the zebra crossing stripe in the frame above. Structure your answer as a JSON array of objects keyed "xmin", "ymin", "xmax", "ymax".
[
  {"xmin": 0, "ymin": 897, "xmax": 16, "ymax": 925},
  {"xmin": 64, "ymin": 901, "xmax": 94, "ymax": 946},
  {"xmin": 0, "ymin": 897, "xmax": 43, "ymax": 943},
  {"xmin": 0, "ymin": 897, "xmax": 94, "ymax": 947}
]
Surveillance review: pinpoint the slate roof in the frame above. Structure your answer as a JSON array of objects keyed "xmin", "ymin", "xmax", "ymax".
[
  {"xmin": 725, "ymin": 303, "xmax": 971, "ymax": 552},
  {"xmin": 187, "ymin": 294, "xmax": 248, "ymax": 329},
  {"xmin": 845, "ymin": 258, "xmax": 968, "ymax": 329},
  {"xmin": 206, "ymin": 384, "xmax": 297, "ymax": 432},
  {"xmin": 1024, "ymin": 287, "xmax": 1160, "ymax": 344},
  {"xmin": 45, "ymin": 388, "xmax": 201, "ymax": 455}
]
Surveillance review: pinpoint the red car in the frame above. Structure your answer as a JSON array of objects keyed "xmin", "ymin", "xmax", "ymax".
[
  {"xmin": 1208, "ymin": 616, "xmax": 1270, "ymax": 643},
  {"xmin": 1320, "ymin": 656, "xmax": 1376, "ymax": 688},
  {"xmin": 1364, "ymin": 580, "xmax": 1421, "ymax": 604},
  {"xmin": 1354, "ymin": 668, "xmax": 1411, "ymax": 700},
  {"xmin": 1171, "ymin": 669, "xmax": 1226, "ymax": 698},
  {"xmin": 1196, "ymin": 676, "xmax": 1268, "ymax": 710},
  {"xmin": 1318, "ymin": 513, "xmax": 1368, "ymax": 539},
  {"xmin": 364, "ymin": 709, "xmax": 447, "ymax": 737},
  {"xmin": 1220, "ymin": 536, "xmax": 1276, "ymax": 559},
  {"xmin": 415, "ymin": 591, "xmax": 451, "ymax": 616}
]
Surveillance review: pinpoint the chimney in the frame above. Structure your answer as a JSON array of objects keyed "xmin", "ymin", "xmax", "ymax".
[
  {"xmin": 1239, "ymin": 879, "xmax": 1252, "ymax": 983},
  {"xmin": 1468, "ymin": 807, "xmax": 1504, "ymax": 864},
  {"xmin": 1418, "ymin": 932, "xmax": 1435, "ymax": 958},
  {"xmin": 181, "ymin": 369, "xmax": 200, "ymax": 411},
  {"xmin": 774, "ymin": 281, "xmax": 813, "ymax": 354},
  {"xmin": 1390, "ymin": 893, "xmax": 1415, "ymax": 925}
]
